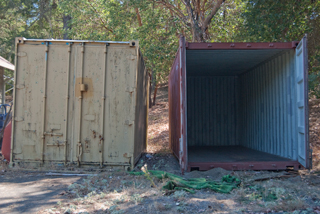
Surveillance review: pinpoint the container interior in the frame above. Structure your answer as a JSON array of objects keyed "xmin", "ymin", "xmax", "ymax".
[{"xmin": 186, "ymin": 49, "xmax": 298, "ymax": 165}]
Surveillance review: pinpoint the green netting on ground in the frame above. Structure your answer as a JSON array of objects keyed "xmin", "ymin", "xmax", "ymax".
[{"xmin": 128, "ymin": 170, "xmax": 240, "ymax": 194}]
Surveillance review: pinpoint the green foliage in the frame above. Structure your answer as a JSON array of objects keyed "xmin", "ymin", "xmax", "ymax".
[
  {"xmin": 141, "ymin": 165, "xmax": 157, "ymax": 187},
  {"xmin": 0, "ymin": 0, "xmax": 244, "ymax": 84},
  {"xmin": 208, "ymin": 0, "xmax": 245, "ymax": 42},
  {"xmin": 309, "ymin": 71, "xmax": 320, "ymax": 98},
  {"xmin": 239, "ymin": 0, "xmax": 312, "ymax": 42},
  {"xmin": 238, "ymin": 0, "xmax": 320, "ymax": 96},
  {"xmin": 0, "ymin": 0, "xmax": 65, "ymax": 93},
  {"xmin": 1, "ymin": 0, "xmax": 320, "ymax": 89},
  {"xmin": 0, "ymin": 0, "xmax": 64, "ymax": 60},
  {"xmin": 58, "ymin": 0, "xmax": 180, "ymax": 83}
]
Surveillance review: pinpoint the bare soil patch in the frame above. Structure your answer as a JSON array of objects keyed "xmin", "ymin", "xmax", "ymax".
[{"xmin": 0, "ymin": 167, "xmax": 81, "ymax": 214}]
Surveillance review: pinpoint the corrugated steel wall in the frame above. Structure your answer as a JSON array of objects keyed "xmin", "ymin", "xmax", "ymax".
[
  {"xmin": 185, "ymin": 50, "xmax": 298, "ymax": 161},
  {"xmin": 187, "ymin": 76, "xmax": 237, "ymax": 146},
  {"xmin": 239, "ymin": 50, "xmax": 297, "ymax": 160},
  {"xmin": 134, "ymin": 50, "xmax": 148, "ymax": 165}
]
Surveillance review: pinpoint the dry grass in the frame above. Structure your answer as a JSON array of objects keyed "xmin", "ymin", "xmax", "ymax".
[
  {"xmin": 5, "ymin": 85, "xmax": 320, "ymax": 214},
  {"xmin": 229, "ymin": 170, "xmax": 320, "ymax": 213},
  {"xmin": 40, "ymin": 169, "xmax": 195, "ymax": 214},
  {"xmin": 41, "ymin": 165, "xmax": 320, "ymax": 213}
]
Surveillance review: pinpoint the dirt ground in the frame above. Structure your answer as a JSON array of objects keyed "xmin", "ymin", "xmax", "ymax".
[
  {"xmin": 37, "ymin": 169, "xmax": 320, "ymax": 214},
  {"xmin": 309, "ymin": 99, "xmax": 320, "ymax": 169},
  {"xmin": 0, "ymin": 168, "xmax": 81, "ymax": 214},
  {"xmin": 1, "ymin": 85, "xmax": 320, "ymax": 213},
  {"xmin": 147, "ymin": 84, "xmax": 170, "ymax": 154}
]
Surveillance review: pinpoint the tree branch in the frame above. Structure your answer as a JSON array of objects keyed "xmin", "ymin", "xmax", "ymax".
[
  {"xmin": 24, "ymin": 2, "xmax": 54, "ymax": 32},
  {"xmin": 87, "ymin": 0, "xmax": 114, "ymax": 34},
  {"xmin": 203, "ymin": 0, "xmax": 224, "ymax": 30},
  {"xmin": 135, "ymin": 8, "xmax": 143, "ymax": 27},
  {"xmin": 155, "ymin": 0, "xmax": 185, "ymax": 20},
  {"xmin": 183, "ymin": 0, "xmax": 203, "ymax": 41},
  {"xmin": 201, "ymin": 0, "xmax": 208, "ymax": 21},
  {"xmin": 196, "ymin": 0, "xmax": 201, "ymax": 21},
  {"xmin": 183, "ymin": 0, "xmax": 196, "ymax": 24}
]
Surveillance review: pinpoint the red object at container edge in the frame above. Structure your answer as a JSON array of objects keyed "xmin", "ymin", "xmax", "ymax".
[{"xmin": 2, "ymin": 120, "xmax": 12, "ymax": 161}]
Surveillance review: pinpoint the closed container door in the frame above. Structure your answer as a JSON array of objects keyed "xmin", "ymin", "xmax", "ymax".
[
  {"xmin": 103, "ymin": 46, "xmax": 137, "ymax": 165},
  {"xmin": 13, "ymin": 43, "xmax": 45, "ymax": 161},
  {"xmin": 72, "ymin": 44, "xmax": 137, "ymax": 165},
  {"xmin": 179, "ymin": 37, "xmax": 188, "ymax": 173},
  {"xmin": 13, "ymin": 42, "xmax": 69, "ymax": 162},
  {"xmin": 73, "ymin": 43, "xmax": 106, "ymax": 164},
  {"xmin": 44, "ymin": 43, "xmax": 70, "ymax": 161},
  {"xmin": 295, "ymin": 36, "xmax": 310, "ymax": 168}
]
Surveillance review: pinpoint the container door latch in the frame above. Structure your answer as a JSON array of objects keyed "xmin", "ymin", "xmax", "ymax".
[{"xmin": 80, "ymin": 84, "xmax": 87, "ymax": 92}]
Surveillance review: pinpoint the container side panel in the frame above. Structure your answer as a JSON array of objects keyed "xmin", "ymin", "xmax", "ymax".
[
  {"xmin": 133, "ymin": 50, "xmax": 148, "ymax": 164},
  {"xmin": 103, "ymin": 46, "xmax": 138, "ymax": 164},
  {"xmin": 13, "ymin": 44, "xmax": 45, "ymax": 161},
  {"xmin": 187, "ymin": 76, "xmax": 236, "ymax": 146},
  {"xmin": 169, "ymin": 50, "xmax": 181, "ymax": 159},
  {"xmin": 44, "ymin": 44, "xmax": 69, "ymax": 161},
  {"xmin": 239, "ymin": 50, "xmax": 296, "ymax": 160}
]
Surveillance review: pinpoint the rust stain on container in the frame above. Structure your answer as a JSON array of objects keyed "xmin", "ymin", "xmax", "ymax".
[{"xmin": 75, "ymin": 77, "xmax": 93, "ymax": 97}]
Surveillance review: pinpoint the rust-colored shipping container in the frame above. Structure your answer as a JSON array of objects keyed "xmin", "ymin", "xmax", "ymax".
[
  {"xmin": 169, "ymin": 36, "xmax": 310, "ymax": 173},
  {"xmin": 11, "ymin": 38, "xmax": 149, "ymax": 170}
]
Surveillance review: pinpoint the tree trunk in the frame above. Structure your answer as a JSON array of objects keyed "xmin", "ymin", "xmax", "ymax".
[
  {"xmin": 152, "ymin": 73, "xmax": 160, "ymax": 106},
  {"xmin": 63, "ymin": 15, "xmax": 72, "ymax": 40},
  {"xmin": 184, "ymin": 0, "xmax": 225, "ymax": 42},
  {"xmin": 153, "ymin": 83, "xmax": 159, "ymax": 106},
  {"xmin": 192, "ymin": 23, "xmax": 205, "ymax": 42},
  {"xmin": 149, "ymin": 72, "xmax": 152, "ymax": 108}
]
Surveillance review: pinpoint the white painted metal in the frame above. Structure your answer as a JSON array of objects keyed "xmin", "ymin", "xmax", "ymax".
[
  {"xmin": 0, "ymin": 56, "xmax": 15, "ymax": 71},
  {"xmin": 295, "ymin": 36, "xmax": 309, "ymax": 168}
]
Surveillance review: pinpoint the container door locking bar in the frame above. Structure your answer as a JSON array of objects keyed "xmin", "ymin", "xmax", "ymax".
[{"xmin": 77, "ymin": 43, "xmax": 85, "ymax": 166}]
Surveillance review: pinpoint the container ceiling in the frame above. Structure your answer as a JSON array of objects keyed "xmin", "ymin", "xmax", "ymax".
[{"xmin": 186, "ymin": 49, "xmax": 291, "ymax": 76}]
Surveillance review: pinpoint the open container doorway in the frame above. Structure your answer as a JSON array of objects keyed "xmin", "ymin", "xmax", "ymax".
[{"xmin": 169, "ymin": 36, "xmax": 310, "ymax": 173}]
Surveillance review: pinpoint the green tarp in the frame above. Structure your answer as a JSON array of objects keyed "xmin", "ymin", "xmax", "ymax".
[{"xmin": 129, "ymin": 170, "xmax": 240, "ymax": 194}]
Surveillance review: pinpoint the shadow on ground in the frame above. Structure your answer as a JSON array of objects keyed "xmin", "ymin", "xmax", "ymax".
[{"xmin": 0, "ymin": 174, "xmax": 81, "ymax": 214}]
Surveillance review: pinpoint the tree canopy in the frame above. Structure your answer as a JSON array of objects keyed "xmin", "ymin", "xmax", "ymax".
[{"xmin": 0, "ymin": 0, "xmax": 319, "ymax": 95}]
